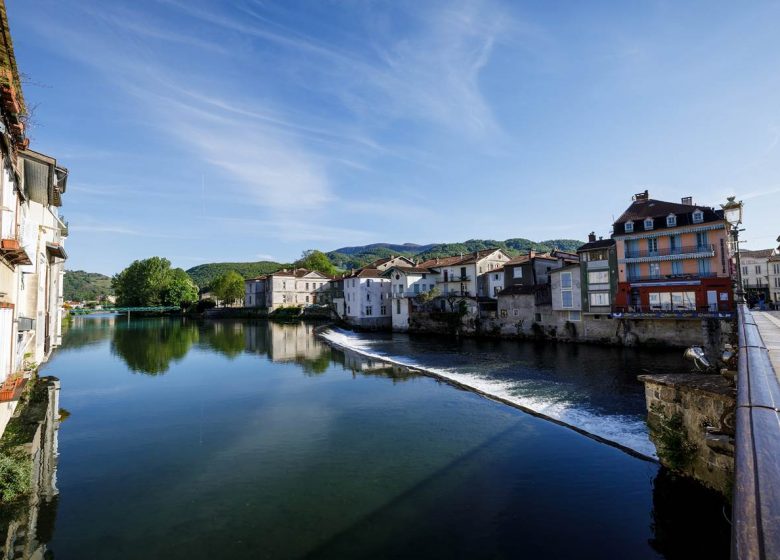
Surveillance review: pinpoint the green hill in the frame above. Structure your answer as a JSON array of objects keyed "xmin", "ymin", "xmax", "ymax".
[
  {"xmin": 186, "ymin": 261, "xmax": 284, "ymax": 288},
  {"xmin": 64, "ymin": 270, "xmax": 113, "ymax": 301},
  {"xmin": 327, "ymin": 238, "xmax": 585, "ymax": 269}
]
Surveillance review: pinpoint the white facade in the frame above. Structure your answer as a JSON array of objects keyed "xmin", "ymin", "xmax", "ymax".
[
  {"xmin": 740, "ymin": 251, "xmax": 771, "ymax": 292},
  {"xmin": 384, "ymin": 267, "xmax": 439, "ymax": 331},
  {"xmin": 244, "ymin": 269, "xmax": 330, "ymax": 310},
  {"xmin": 343, "ymin": 256, "xmax": 413, "ymax": 329}
]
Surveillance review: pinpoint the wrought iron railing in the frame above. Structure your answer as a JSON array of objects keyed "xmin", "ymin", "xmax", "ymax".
[{"xmin": 624, "ymin": 244, "xmax": 715, "ymax": 259}]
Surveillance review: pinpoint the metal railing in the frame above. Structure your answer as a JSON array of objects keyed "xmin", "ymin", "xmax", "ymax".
[
  {"xmin": 437, "ymin": 276, "xmax": 470, "ymax": 283},
  {"xmin": 732, "ymin": 304, "xmax": 780, "ymax": 559},
  {"xmin": 624, "ymin": 244, "xmax": 715, "ymax": 259},
  {"xmin": 627, "ymin": 272, "xmax": 718, "ymax": 282}
]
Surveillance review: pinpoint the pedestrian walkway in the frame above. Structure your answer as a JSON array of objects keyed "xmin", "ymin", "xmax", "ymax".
[{"xmin": 754, "ymin": 311, "xmax": 780, "ymax": 383}]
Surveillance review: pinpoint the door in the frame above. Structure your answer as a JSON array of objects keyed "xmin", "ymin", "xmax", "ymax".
[{"xmin": 707, "ymin": 290, "xmax": 717, "ymax": 312}]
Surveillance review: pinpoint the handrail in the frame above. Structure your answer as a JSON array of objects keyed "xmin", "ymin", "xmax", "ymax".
[
  {"xmin": 624, "ymin": 243, "xmax": 715, "ymax": 259},
  {"xmin": 732, "ymin": 304, "xmax": 780, "ymax": 559}
]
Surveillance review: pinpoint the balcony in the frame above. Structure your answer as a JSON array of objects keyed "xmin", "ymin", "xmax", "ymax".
[
  {"xmin": 624, "ymin": 244, "xmax": 715, "ymax": 260},
  {"xmin": 627, "ymin": 272, "xmax": 718, "ymax": 283},
  {"xmin": 437, "ymin": 276, "xmax": 471, "ymax": 283},
  {"xmin": 0, "ymin": 237, "xmax": 31, "ymax": 266}
]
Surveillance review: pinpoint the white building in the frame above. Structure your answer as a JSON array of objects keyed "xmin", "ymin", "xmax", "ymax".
[
  {"xmin": 418, "ymin": 248, "xmax": 510, "ymax": 301},
  {"xmin": 770, "ymin": 241, "xmax": 780, "ymax": 307},
  {"xmin": 244, "ymin": 268, "xmax": 331, "ymax": 311},
  {"xmin": 382, "ymin": 265, "xmax": 440, "ymax": 332},
  {"xmin": 0, "ymin": 19, "xmax": 70, "ymax": 439},
  {"xmin": 550, "ymin": 264, "xmax": 582, "ymax": 325},
  {"xmin": 343, "ymin": 256, "xmax": 414, "ymax": 329},
  {"xmin": 739, "ymin": 248, "xmax": 774, "ymax": 303}
]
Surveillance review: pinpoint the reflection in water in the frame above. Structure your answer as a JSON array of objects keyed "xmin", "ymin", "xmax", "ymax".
[
  {"xmin": 39, "ymin": 317, "xmax": 730, "ymax": 559},
  {"xmin": 0, "ymin": 378, "xmax": 60, "ymax": 560}
]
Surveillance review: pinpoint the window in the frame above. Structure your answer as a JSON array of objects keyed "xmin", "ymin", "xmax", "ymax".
[
  {"xmin": 282, "ymin": 281, "xmax": 286, "ymax": 290},
  {"xmin": 500, "ymin": 309, "xmax": 508, "ymax": 318},
  {"xmin": 742, "ymin": 266, "xmax": 749, "ymax": 275},
  {"xmin": 413, "ymin": 284, "xmax": 420, "ymax": 294},
  {"xmin": 513, "ymin": 267, "xmax": 523, "ymax": 279},
  {"xmin": 590, "ymin": 292, "xmax": 610, "ymax": 306},
  {"xmin": 698, "ymin": 259, "xmax": 711, "ymax": 275},
  {"xmin": 513, "ymin": 309, "xmax": 519, "ymax": 316},
  {"xmin": 367, "ymin": 293, "xmax": 371, "ymax": 301},
  {"xmin": 649, "ymin": 263, "xmax": 661, "ymax": 278},
  {"xmin": 396, "ymin": 300, "xmax": 401, "ymax": 313},
  {"xmin": 365, "ymin": 306, "xmax": 373, "ymax": 316},
  {"xmin": 666, "ymin": 214, "xmax": 677, "ymax": 227},
  {"xmin": 775, "ymin": 278, "xmax": 780, "ymax": 288},
  {"xmin": 624, "ymin": 221, "xmax": 634, "ymax": 233},
  {"xmin": 692, "ymin": 210, "xmax": 704, "ymax": 223},
  {"xmin": 347, "ymin": 305, "xmax": 351, "ymax": 314},
  {"xmin": 380, "ymin": 305, "xmax": 387, "ymax": 315},
  {"xmin": 366, "ymin": 279, "xmax": 372, "ymax": 287},
  {"xmin": 305, "ymin": 296, "xmax": 309, "ymax": 303},
  {"xmin": 644, "ymin": 218, "xmax": 654, "ymax": 230},
  {"xmin": 774, "ymin": 264, "xmax": 780, "ymax": 274},
  {"xmin": 755, "ymin": 265, "xmax": 762, "ymax": 274},
  {"xmin": 562, "ymin": 290, "xmax": 573, "ymax": 308},
  {"xmin": 494, "ymin": 274, "xmax": 499, "ymax": 280},
  {"xmin": 306, "ymin": 283, "xmax": 309, "ymax": 290},
  {"xmin": 561, "ymin": 272, "xmax": 572, "ymax": 289},
  {"xmin": 422, "ymin": 273, "xmax": 427, "ymax": 279},
  {"xmin": 588, "ymin": 271, "xmax": 609, "ymax": 284},
  {"xmin": 534, "ymin": 313, "xmax": 542, "ymax": 322},
  {"xmin": 647, "ymin": 238, "xmax": 658, "ymax": 254},
  {"xmin": 671, "ymin": 261, "xmax": 683, "ymax": 275},
  {"xmin": 569, "ymin": 311, "xmax": 581, "ymax": 322},
  {"xmin": 696, "ymin": 231, "xmax": 709, "ymax": 250},
  {"xmin": 494, "ymin": 286, "xmax": 500, "ymax": 296}
]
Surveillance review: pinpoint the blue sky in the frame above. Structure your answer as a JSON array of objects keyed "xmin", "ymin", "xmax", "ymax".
[{"xmin": 8, "ymin": 0, "xmax": 780, "ymax": 275}]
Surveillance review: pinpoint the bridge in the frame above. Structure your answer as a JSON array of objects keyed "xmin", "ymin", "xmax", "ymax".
[
  {"xmin": 733, "ymin": 305, "xmax": 780, "ymax": 559},
  {"xmin": 69, "ymin": 306, "xmax": 181, "ymax": 315}
]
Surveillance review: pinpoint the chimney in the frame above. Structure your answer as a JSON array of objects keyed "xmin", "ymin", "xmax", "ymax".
[
  {"xmin": 633, "ymin": 189, "xmax": 649, "ymax": 202},
  {"xmin": 681, "ymin": 196, "xmax": 693, "ymax": 206},
  {"xmin": 599, "ymin": 236, "xmax": 603, "ymax": 240},
  {"xmin": 588, "ymin": 232, "xmax": 596, "ymax": 242}
]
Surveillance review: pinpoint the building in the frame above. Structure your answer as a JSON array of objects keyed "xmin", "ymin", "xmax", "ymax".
[
  {"xmin": 612, "ymin": 191, "xmax": 733, "ymax": 317},
  {"xmin": 503, "ymin": 250, "xmax": 577, "ymax": 289},
  {"xmin": 577, "ymin": 233, "xmax": 617, "ymax": 316},
  {"xmin": 418, "ymin": 248, "xmax": 510, "ymax": 299},
  {"xmin": 739, "ymin": 248, "xmax": 774, "ymax": 304},
  {"xmin": 0, "ymin": 4, "xmax": 70, "ymax": 438},
  {"xmin": 343, "ymin": 256, "xmax": 414, "ymax": 329},
  {"xmin": 382, "ymin": 264, "xmax": 440, "ymax": 331},
  {"xmin": 768, "ymin": 238, "xmax": 780, "ymax": 308},
  {"xmin": 244, "ymin": 268, "xmax": 331, "ymax": 311},
  {"xmin": 550, "ymin": 264, "xmax": 582, "ymax": 325}
]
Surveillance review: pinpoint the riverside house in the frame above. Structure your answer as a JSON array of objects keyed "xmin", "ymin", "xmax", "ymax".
[
  {"xmin": 244, "ymin": 268, "xmax": 331, "ymax": 311},
  {"xmin": 0, "ymin": 9, "xmax": 70, "ymax": 438},
  {"xmin": 382, "ymin": 264, "xmax": 440, "ymax": 332},
  {"xmin": 577, "ymin": 233, "xmax": 618, "ymax": 317},
  {"xmin": 343, "ymin": 256, "xmax": 414, "ymax": 329},
  {"xmin": 612, "ymin": 191, "xmax": 733, "ymax": 317},
  {"xmin": 739, "ymin": 248, "xmax": 774, "ymax": 304},
  {"xmin": 418, "ymin": 248, "xmax": 510, "ymax": 300}
]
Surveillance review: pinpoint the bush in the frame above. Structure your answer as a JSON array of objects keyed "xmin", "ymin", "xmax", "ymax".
[{"xmin": 0, "ymin": 448, "xmax": 32, "ymax": 503}]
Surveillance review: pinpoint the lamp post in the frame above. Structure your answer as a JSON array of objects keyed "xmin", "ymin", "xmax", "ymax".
[{"xmin": 721, "ymin": 196, "xmax": 744, "ymax": 305}]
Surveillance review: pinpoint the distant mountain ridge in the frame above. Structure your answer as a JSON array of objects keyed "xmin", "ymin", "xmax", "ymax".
[{"xmin": 327, "ymin": 238, "xmax": 585, "ymax": 269}]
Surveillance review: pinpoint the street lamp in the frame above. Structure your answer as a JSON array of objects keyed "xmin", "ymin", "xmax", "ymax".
[{"xmin": 721, "ymin": 196, "xmax": 744, "ymax": 304}]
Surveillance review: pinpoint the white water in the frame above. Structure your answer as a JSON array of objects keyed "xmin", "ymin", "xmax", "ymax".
[{"xmin": 320, "ymin": 328, "xmax": 657, "ymax": 459}]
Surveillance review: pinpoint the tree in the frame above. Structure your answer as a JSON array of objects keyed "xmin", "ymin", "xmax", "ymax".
[
  {"xmin": 163, "ymin": 268, "xmax": 199, "ymax": 307},
  {"xmin": 212, "ymin": 271, "xmax": 245, "ymax": 306},
  {"xmin": 112, "ymin": 257, "xmax": 198, "ymax": 307},
  {"xmin": 112, "ymin": 257, "xmax": 172, "ymax": 307},
  {"xmin": 296, "ymin": 250, "xmax": 337, "ymax": 276}
]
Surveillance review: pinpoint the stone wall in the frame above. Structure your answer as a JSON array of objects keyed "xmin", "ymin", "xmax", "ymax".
[{"xmin": 639, "ymin": 373, "xmax": 735, "ymax": 496}]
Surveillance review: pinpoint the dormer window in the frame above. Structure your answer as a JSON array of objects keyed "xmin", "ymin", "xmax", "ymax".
[
  {"xmin": 644, "ymin": 218, "xmax": 654, "ymax": 230},
  {"xmin": 624, "ymin": 221, "xmax": 634, "ymax": 233},
  {"xmin": 666, "ymin": 214, "xmax": 677, "ymax": 227},
  {"xmin": 692, "ymin": 210, "xmax": 704, "ymax": 224}
]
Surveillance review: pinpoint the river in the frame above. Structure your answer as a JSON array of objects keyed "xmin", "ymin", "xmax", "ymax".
[{"xmin": 17, "ymin": 315, "xmax": 730, "ymax": 559}]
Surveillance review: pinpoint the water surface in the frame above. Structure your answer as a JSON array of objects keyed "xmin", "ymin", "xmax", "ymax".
[{"xmin": 24, "ymin": 316, "xmax": 729, "ymax": 559}]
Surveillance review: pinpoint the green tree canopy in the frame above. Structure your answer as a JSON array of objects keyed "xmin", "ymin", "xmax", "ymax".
[
  {"xmin": 211, "ymin": 270, "xmax": 245, "ymax": 305},
  {"xmin": 296, "ymin": 250, "xmax": 337, "ymax": 276},
  {"xmin": 163, "ymin": 268, "xmax": 199, "ymax": 307},
  {"xmin": 112, "ymin": 257, "xmax": 198, "ymax": 307}
]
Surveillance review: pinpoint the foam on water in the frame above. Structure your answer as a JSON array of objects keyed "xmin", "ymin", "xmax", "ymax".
[{"xmin": 320, "ymin": 328, "xmax": 657, "ymax": 459}]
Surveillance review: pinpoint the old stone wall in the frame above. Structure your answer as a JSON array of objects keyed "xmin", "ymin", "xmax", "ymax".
[{"xmin": 639, "ymin": 374, "xmax": 735, "ymax": 496}]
